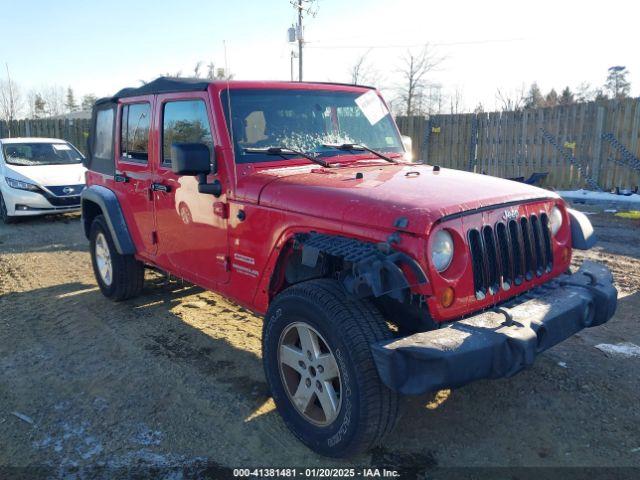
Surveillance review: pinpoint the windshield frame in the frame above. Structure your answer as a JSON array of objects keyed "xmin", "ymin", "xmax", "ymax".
[
  {"xmin": 1, "ymin": 141, "xmax": 84, "ymax": 167},
  {"xmin": 220, "ymin": 87, "xmax": 404, "ymax": 165}
]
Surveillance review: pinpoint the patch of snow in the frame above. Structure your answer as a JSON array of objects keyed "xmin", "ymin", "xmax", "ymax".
[
  {"xmin": 595, "ymin": 342, "xmax": 640, "ymax": 358},
  {"xmin": 558, "ymin": 189, "xmax": 640, "ymax": 207},
  {"xmin": 557, "ymin": 361, "xmax": 568, "ymax": 368}
]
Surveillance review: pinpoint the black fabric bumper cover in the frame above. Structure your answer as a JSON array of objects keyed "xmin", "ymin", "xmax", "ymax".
[{"xmin": 371, "ymin": 261, "xmax": 617, "ymax": 395}]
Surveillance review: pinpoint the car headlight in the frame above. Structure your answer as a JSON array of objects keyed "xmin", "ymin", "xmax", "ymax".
[
  {"xmin": 5, "ymin": 177, "xmax": 40, "ymax": 192},
  {"xmin": 549, "ymin": 206, "xmax": 563, "ymax": 235},
  {"xmin": 431, "ymin": 230, "xmax": 454, "ymax": 272}
]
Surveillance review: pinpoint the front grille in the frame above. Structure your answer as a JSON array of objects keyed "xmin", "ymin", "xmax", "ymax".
[
  {"xmin": 40, "ymin": 192, "xmax": 81, "ymax": 207},
  {"xmin": 45, "ymin": 184, "xmax": 85, "ymax": 197},
  {"xmin": 468, "ymin": 213, "xmax": 553, "ymax": 299}
]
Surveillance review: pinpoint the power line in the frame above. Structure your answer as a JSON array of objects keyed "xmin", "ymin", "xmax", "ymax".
[{"xmin": 304, "ymin": 38, "xmax": 525, "ymax": 50}]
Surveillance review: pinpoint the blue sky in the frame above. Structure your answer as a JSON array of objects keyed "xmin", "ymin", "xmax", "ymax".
[{"xmin": 1, "ymin": 0, "xmax": 638, "ymax": 112}]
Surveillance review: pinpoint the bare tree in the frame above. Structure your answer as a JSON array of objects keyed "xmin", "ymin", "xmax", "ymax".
[
  {"xmin": 449, "ymin": 87, "xmax": 464, "ymax": 114},
  {"xmin": 349, "ymin": 50, "xmax": 376, "ymax": 85},
  {"xmin": 206, "ymin": 62, "xmax": 216, "ymax": 80},
  {"xmin": 495, "ymin": 84, "xmax": 526, "ymax": 112},
  {"xmin": 576, "ymin": 82, "xmax": 595, "ymax": 103},
  {"xmin": 396, "ymin": 46, "xmax": 443, "ymax": 116},
  {"xmin": 193, "ymin": 61, "xmax": 203, "ymax": 78},
  {"xmin": 41, "ymin": 85, "xmax": 65, "ymax": 117},
  {"xmin": 0, "ymin": 64, "xmax": 23, "ymax": 123}
]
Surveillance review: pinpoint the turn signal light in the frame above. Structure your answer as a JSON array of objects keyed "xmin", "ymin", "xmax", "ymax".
[
  {"xmin": 562, "ymin": 247, "xmax": 571, "ymax": 263},
  {"xmin": 440, "ymin": 287, "xmax": 455, "ymax": 308}
]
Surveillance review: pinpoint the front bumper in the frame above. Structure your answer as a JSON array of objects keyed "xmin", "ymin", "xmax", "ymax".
[
  {"xmin": 1, "ymin": 186, "xmax": 80, "ymax": 216},
  {"xmin": 371, "ymin": 261, "xmax": 617, "ymax": 395}
]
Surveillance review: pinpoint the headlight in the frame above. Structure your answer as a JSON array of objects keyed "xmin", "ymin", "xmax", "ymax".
[
  {"xmin": 5, "ymin": 177, "xmax": 41, "ymax": 192},
  {"xmin": 431, "ymin": 230, "xmax": 454, "ymax": 272},
  {"xmin": 549, "ymin": 206, "xmax": 563, "ymax": 235}
]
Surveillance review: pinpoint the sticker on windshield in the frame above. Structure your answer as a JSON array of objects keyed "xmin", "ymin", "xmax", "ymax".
[
  {"xmin": 355, "ymin": 90, "xmax": 389, "ymax": 126},
  {"xmin": 52, "ymin": 144, "xmax": 72, "ymax": 151}
]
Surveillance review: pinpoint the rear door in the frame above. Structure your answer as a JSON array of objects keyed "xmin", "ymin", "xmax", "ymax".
[
  {"xmin": 152, "ymin": 93, "xmax": 230, "ymax": 285},
  {"xmin": 113, "ymin": 97, "xmax": 157, "ymax": 256}
]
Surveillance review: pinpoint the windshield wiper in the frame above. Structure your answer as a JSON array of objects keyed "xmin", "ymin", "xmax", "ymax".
[
  {"xmin": 244, "ymin": 146, "xmax": 330, "ymax": 168},
  {"xmin": 321, "ymin": 143, "xmax": 398, "ymax": 164}
]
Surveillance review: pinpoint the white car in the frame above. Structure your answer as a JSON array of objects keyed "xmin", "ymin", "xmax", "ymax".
[{"xmin": 0, "ymin": 138, "xmax": 86, "ymax": 223}]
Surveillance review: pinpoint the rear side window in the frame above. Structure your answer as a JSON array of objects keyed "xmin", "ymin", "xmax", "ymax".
[
  {"xmin": 89, "ymin": 105, "xmax": 116, "ymax": 174},
  {"xmin": 162, "ymin": 100, "xmax": 213, "ymax": 165},
  {"xmin": 120, "ymin": 103, "xmax": 151, "ymax": 162},
  {"xmin": 94, "ymin": 108, "xmax": 114, "ymax": 161}
]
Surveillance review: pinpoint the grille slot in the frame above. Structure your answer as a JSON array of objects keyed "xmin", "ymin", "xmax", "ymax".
[
  {"xmin": 482, "ymin": 225, "xmax": 500, "ymax": 294},
  {"xmin": 495, "ymin": 222, "xmax": 512, "ymax": 290},
  {"xmin": 508, "ymin": 219, "xmax": 525, "ymax": 285},
  {"xmin": 468, "ymin": 212, "xmax": 554, "ymax": 299},
  {"xmin": 468, "ymin": 229, "xmax": 487, "ymax": 299},
  {"xmin": 540, "ymin": 213, "xmax": 553, "ymax": 272}
]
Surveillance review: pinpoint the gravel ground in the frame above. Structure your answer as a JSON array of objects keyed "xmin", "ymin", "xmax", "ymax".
[{"xmin": 0, "ymin": 210, "xmax": 639, "ymax": 479}]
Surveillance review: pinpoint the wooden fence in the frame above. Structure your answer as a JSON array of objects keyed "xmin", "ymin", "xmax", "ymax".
[
  {"xmin": 397, "ymin": 97, "xmax": 640, "ymax": 191},
  {"xmin": 3, "ymin": 101, "xmax": 640, "ymax": 191},
  {"xmin": 0, "ymin": 118, "xmax": 91, "ymax": 154}
]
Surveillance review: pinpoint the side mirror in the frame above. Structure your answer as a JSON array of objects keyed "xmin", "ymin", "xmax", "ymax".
[
  {"xmin": 171, "ymin": 143, "xmax": 213, "ymax": 175},
  {"xmin": 401, "ymin": 135, "xmax": 414, "ymax": 162},
  {"xmin": 171, "ymin": 143, "xmax": 222, "ymax": 197}
]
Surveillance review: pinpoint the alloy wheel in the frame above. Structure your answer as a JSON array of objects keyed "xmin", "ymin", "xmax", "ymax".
[
  {"xmin": 95, "ymin": 232, "xmax": 113, "ymax": 286},
  {"xmin": 278, "ymin": 322, "xmax": 342, "ymax": 426}
]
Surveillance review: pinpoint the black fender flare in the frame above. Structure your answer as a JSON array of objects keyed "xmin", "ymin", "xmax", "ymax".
[
  {"xmin": 81, "ymin": 185, "xmax": 136, "ymax": 255},
  {"xmin": 295, "ymin": 233, "xmax": 428, "ymax": 302},
  {"xmin": 567, "ymin": 208, "xmax": 596, "ymax": 250}
]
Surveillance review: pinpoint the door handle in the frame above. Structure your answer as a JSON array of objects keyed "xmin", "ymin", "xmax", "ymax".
[
  {"xmin": 151, "ymin": 183, "xmax": 171, "ymax": 193},
  {"xmin": 114, "ymin": 173, "xmax": 129, "ymax": 183}
]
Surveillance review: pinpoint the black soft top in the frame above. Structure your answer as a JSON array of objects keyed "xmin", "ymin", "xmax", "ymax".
[{"xmin": 96, "ymin": 77, "xmax": 210, "ymax": 105}]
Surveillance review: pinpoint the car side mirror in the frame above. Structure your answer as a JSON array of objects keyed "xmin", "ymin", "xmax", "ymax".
[
  {"xmin": 171, "ymin": 143, "xmax": 213, "ymax": 175},
  {"xmin": 170, "ymin": 143, "xmax": 222, "ymax": 197}
]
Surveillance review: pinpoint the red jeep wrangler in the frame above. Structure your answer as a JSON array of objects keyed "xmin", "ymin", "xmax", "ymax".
[{"xmin": 82, "ymin": 77, "xmax": 617, "ymax": 457}]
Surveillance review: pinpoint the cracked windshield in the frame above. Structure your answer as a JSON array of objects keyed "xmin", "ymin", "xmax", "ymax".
[{"xmin": 222, "ymin": 89, "xmax": 404, "ymax": 163}]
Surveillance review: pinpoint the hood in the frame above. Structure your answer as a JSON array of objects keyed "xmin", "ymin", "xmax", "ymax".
[
  {"xmin": 4, "ymin": 163, "xmax": 86, "ymax": 187},
  {"xmin": 257, "ymin": 163, "xmax": 558, "ymax": 234}
]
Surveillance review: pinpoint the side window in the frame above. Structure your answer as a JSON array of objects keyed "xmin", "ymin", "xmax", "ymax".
[
  {"xmin": 120, "ymin": 103, "xmax": 151, "ymax": 162},
  {"xmin": 94, "ymin": 108, "xmax": 114, "ymax": 161},
  {"xmin": 162, "ymin": 100, "xmax": 213, "ymax": 165}
]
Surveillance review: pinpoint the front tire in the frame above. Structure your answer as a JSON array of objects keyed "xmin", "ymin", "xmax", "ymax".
[
  {"xmin": 90, "ymin": 215, "xmax": 144, "ymax": 301},
  {"xmin": 0, "ymin": 192, "xmax": 16, "ymax": 224},
  {"xmin": 263, "ymin": 279, "xmax": 399, "ymax": 457}
]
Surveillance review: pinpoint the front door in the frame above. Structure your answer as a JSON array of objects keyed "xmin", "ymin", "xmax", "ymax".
[
  {"xmin": 114, "ymin": 98, "xmax": 157, "ymax": 256},
  {"xmin": 152, "ymin": 94, "xmax": 229, "ymax": 285}
]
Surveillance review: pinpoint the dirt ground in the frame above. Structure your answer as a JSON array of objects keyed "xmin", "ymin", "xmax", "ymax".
[{"xmin": 0, "ymin": 208, "xmax": 639, "ymax": 478}]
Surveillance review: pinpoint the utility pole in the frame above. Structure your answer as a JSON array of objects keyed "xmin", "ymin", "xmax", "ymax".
[
  {"xmin": 297, "ymin": 0, "xmax": 303, "ymax": 81},
  {"xmin": 289, "ymin": 0, "xmax": 316, "ymax": 82}
]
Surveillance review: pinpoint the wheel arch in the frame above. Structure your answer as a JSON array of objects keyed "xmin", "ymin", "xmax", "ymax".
[
  {"xmin": 266, "ymin": 230, "xmax": 428, "ymax": 305},
  {"xmin": 81, "ymin": 185, "xmax": 136, "ymax": 255}
]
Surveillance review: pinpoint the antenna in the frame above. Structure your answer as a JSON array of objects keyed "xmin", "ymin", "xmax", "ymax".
[{"xmin": 223, "ymin": 40, "xmax": 238, "ymax": 195}]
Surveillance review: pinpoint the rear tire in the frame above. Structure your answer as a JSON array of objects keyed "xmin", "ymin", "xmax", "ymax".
[
  {"xmin": 90, "ymin": 215, "xmax": 144, "ymax": 301},
  {"xmin": 0, "ymin": 192, "xmax": 16, "ymax": 224},
  {"xmin": 262, "ymin": 279, "xmax": 399, "ymax": 457}
]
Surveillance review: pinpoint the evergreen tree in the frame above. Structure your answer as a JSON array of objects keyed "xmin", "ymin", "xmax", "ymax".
[
  {"xmin": 34, "ymin": 93, "xmax": 46, "ymax": 119},
  {"xmin": 81, "ymin": 94, "xmax": 97, "ymax": 111},
  {"xmin": 545, "ymin": 88, "xmax": 559, "ymax": 107},
  {"xmin": 65, "ymin": 87, "xmax": 78, "ymax": 112},
  {"xmin": 604, "ymin": 66, "xmax": 631, "ymax": 99},
  {"xmin": 524, "ymin": 82, "xmax": 544, "ymax": 109},
  {"xmin": 559, "ymin": 86, "xmax": 574, "ymax": 105}
]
